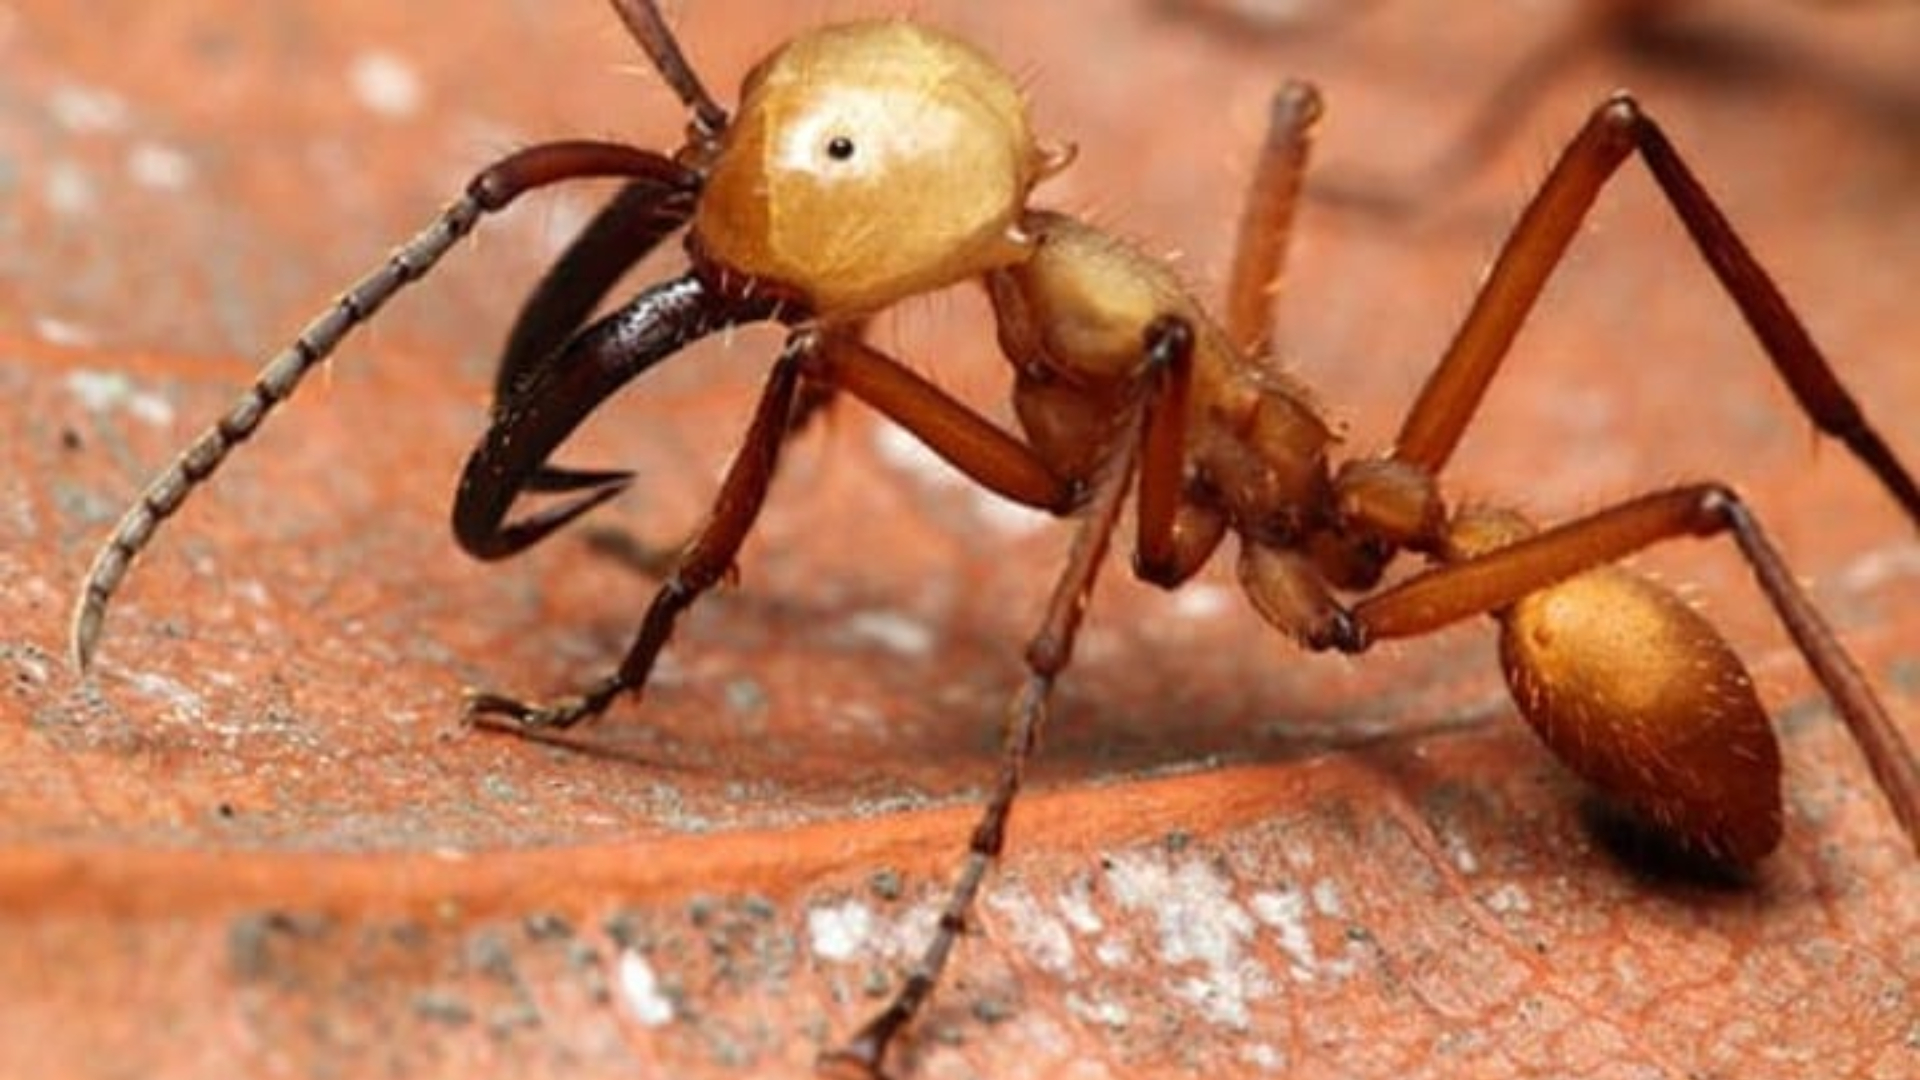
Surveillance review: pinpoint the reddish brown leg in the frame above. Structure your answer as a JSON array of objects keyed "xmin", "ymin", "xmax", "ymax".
[
  {"xmin": 1389, "ymin": 93, "xmax": 1920, "ymax": 524},
  {"xmin": 812, "ymin": 336, "xmax": 1082, "ymax": 513},
  {"xmin": 581, "ymin": 377, "xmax": 842, "ymax": 580},
  {"xmin": 1224, "ymin": 81, "xmax": 1322, "ymax": 359},
  {"xmin": 1321, "ymin": 483, "xmax": 1920, "ymax": 852},
  {"xmin": 465, "ymin": 330, "xmax": 809, "ymax": 728},
  {"xmin": 821, "ymin": 319, "xmax": 1188, "ymax": 1079},
  {"xmin": 470, "ymin": 322, "xmax": 1093, "ymax": 729},
  {"xmin": 821, "ymin": 424, "xmax": 1136, "ymax": 1080},
  {"xmin": 1128, "ymin": 84, "xmax": 1323, "ymax": 587},
  {"xmin": 69, "ymin": 141, "xmax": 699, "ymax": 673},
  {"xmin": 1133, "ymin": 317, "xmax": 1227, "ymax": 586}
]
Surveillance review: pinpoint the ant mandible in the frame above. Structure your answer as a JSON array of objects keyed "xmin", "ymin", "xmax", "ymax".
[{"xmin": 69, "ymin": 0, "xmax": 1920, "ymax": 1075}]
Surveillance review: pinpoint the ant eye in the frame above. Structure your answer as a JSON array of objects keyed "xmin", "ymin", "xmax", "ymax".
[{"xmin": 826, "ymin": 135, "xmax": 857, "ymax": 162}]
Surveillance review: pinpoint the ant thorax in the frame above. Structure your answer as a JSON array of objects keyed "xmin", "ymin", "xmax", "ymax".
[{"xmin": 989, "ymin": 210, "xmax": 1334, "ymax": 533}]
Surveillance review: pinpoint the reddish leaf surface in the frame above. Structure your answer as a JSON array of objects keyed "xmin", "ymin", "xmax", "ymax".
[{"xmin": 2, "ymin": 1, "xmax": 1917, "ymax": 1078}]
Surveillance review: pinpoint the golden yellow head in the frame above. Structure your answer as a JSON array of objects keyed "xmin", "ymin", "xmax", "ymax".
[{"xmin": 693, "ymin": 20, "xmax": 1063, "ymax": 316}]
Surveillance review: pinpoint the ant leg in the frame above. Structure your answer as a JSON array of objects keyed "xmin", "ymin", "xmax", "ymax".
[
  {"xmin": 822, "ymin": 319, "xmax": 1186, "ymax": 1078},
  {"xmin": 467, "ymin": 316, "xmax": 1076, "ymax": 731},
  {"xmin": 1134, "ymin": 317, "xmax": 1228, "ymax": 586},
  {"xmin": 1225, "ymin": 81, "xmax": 1322, "ymax": 359},
  {"xmin": 580, "ymin": 378, "xmax": 842, "ymax": 580},
  {"xmin": 464, "ymin": 329, "xmax": 810, "ymax": 729},
  {"xmin": 69, "ymin": 141, "xmax": 699, "ymax": 673},
  {"xmin": 1388, "ymin": 94, "xmax": 1920, "ymax": 524},
  {"xmin": 822, "ymin": 415, "xmax": 1137, "ymax": 1078},
  {"xmin": 494, "ymin": 178, "xmax": 699, "ymax": 406},
  {"xmin": 811, "ymin": 337, "xmax": 1082, "ymax": 513},
  {"xmin": 1320, "ymin": 483, "xmax": 1920, "ymax": 855}
]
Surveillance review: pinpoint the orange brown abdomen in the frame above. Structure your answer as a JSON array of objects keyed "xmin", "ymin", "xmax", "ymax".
[{"xmin": 1498, "ymin": 566, "xmax": 1784, "ymax": 863}]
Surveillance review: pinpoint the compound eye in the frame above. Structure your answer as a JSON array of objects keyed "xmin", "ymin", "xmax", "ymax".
[{"xmin": 825, "ymin": 134, "xmax": 857, "ymax": 162}]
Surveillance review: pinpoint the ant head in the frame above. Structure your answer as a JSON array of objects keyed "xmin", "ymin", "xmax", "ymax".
[{"xmin": 693, "ymin": 20, "xmax": 1070, "ymax": 317}]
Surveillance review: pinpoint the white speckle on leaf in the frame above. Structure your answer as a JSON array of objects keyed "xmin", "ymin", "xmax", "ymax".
[
  {"xmin": 1445, "ymin": 828, "xmax": 1480, "ymax": 875},
  {"xmin": 125, "ymin": 670, "xmax": 206, "ymax": 724},
  {"xmin": 45, "ymin": 159, "xmax": 96, "ymax": 216},
  {"xmin": 1057, "ymin": 874, "xmax": 1104, "ymax": 935},
  {"xmin": 348, "ymin": 51, "xmax": 423, "ymax": 119},
  {"xmin": 841, "ymin": 610, "xmax": 935, "ymax": 657},
  {"xmin": 1484, "ymin": 883, "xmax": 1532, "ymax": 915},
  {"xmin": 615, "ymin": 949, "xmax": 674, "ymax": 1027},
  {"xmin": 1012, "ymin": 1012, "xmax": 1073, "ymax": 1058},
  {"xmin": 127, "ymin": 140, "xmax": 194, "ymax": 190},
  {"xmin": 1310, "ymin": 878, "xmax": 1344, "ymax": 918},
  {"xmin": 985, "ymin": 883, "xmax": 1075, "ymax": 975},
  {"xmin": 1837, "ymin": 543, "xmax": 1920, "ymax": 594},
  {"xmin": 48, "ymin": 84, "xmax": 128, "ymax": 132},
  {"xmin": 1065, "ymin": 991, "xmax": 1130, "ymax": 1029},
  {"xmin": 866, "ymin": 899, "xmax": 941, "ymax": 962},
  {"xmin": 823, "ymin": 699, "xmax": 887, "ymax": 740},
  {"xmin": 872, "ymin": 423, "xmax": 948, "ymax": 484},
  {"xmin": 1240, "ymin": 1042, "xmax": 1287, "ymax": 1072},
  {"xmin": 11, "ymin": 647, "xmax": 49, "ymax": 687},
  {"xmin": 1250, "ymin": 885, "xmax": 1318, "ymax": 980},
  {"xmin": 1105, "ymin": 852, "xmax": 1269, "ymax": 1029},
  {"xmin": 65, "ymin": 370, "xmax": 174, "ymax": 426},
  {"xmin": 34, "ymin": 317, "xmax": 97, "ymax": 349},
  {"xmin": 807, "ymin": 900, "xmax": 873, "ymax": 962},
  {"xmin": 968, "ymin": 491, "xmax": 1049, "ymax": 537}
]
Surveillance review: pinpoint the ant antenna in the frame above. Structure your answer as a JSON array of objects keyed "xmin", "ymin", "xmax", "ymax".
[
  {"xmin": 607, "ymin": 0, "xmax": 730, "ymax": 143},
  {"xmin": 69, "ymin": 140, "xmax": 693, "ymax": 674}
]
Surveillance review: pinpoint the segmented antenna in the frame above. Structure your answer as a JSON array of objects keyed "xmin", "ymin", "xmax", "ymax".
[
  {"xmin": 68, "ymin": 135, "xmax": 692, "ymax": 673},
  {"xmin": 69, "ymin": 136, "xmax": 693, "ymax": 672},
  {"xmin": 68, "ymin": 193, "xmax": 489, "ymax": 672}
]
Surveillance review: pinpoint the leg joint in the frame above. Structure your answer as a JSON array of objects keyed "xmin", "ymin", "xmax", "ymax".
[
  {"xmin": 1141, "ymin": 314, "xmax": 1195, "ymax": 377},
  {"xmin": 1025, "ymin": 635, "xmax": 1070, "ymax": 678},
  {"xmin": 1302, "ymin": 608, "xmax": 1368, "ymax": 655},
  {"xmin": 1598, "ymin": 90, "xmax": 1643, "ymax": 131},
  {"xmin": 1693, "ymin": 481, "xmax": 1747, "ymax": 533}
]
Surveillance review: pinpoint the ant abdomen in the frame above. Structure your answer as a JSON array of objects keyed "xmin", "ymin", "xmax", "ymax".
[
  {"xmin": 1453, "ymin": 506, "xmax": 1783, "ymax": 862},
  {"xmin": 1500, "ymin": 565, "xmax": 1784, "ymax": 863}
]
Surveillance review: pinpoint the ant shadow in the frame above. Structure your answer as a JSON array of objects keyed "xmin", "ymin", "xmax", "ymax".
[
  {"xmin": 490, "ymin": 509, "xmax": 1819, "ymax": 891},
  {"xmin": 498, "ymin": 521, "xmax": 1527, "ymax": 799},
  {"xmin": 1579, "ymin": 797, "xmax": 1760, "ymax": 890}
]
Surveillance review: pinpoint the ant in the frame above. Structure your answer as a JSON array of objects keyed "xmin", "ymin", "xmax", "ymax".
[{"xmin": 68, "ymin": 0, "xmax": 1920, "ymax": 1075}]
